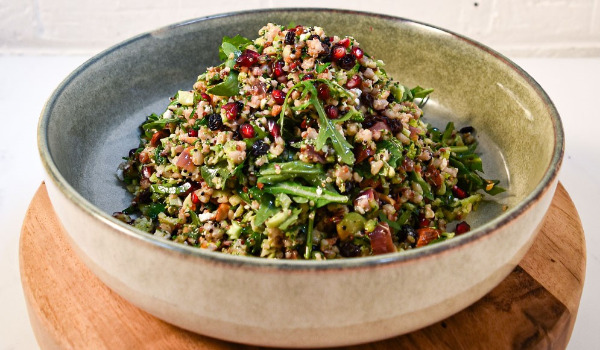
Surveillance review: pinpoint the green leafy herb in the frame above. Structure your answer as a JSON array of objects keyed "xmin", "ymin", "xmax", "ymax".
[
  {"xmin": 218, "ymin": 35, "xmax": 252, "ymax": 61},
  {"xmin": 255, "ymin": 195, "xmax": 278, "ymax": 227},
  {"xmin": 378, "ymin": 138, "xmax": 403, "ymax": 168},
  {"xmin": 200, "ymin": 164, "xmax": 234, "ymax": 189},
  {"xmin": 150, "ymin": 182, "xmax": 191, "ymax": 195},
  {"xmin": 262, "ymin": 182, "xmax": 349, "ymax": 208}
]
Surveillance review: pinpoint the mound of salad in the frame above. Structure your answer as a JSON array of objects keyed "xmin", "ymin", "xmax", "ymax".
[{"xmin": 114, "ymin": 23, "xmax": 504, "ymax": 259}]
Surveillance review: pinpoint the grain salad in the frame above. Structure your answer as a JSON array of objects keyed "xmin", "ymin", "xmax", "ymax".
[{"xmin": 113, "ymin": 23, "xmax": 504, "ymax": 259}]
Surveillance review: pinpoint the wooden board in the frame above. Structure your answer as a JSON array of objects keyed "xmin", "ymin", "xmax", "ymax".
[{"xmin": 19, "ymin": 183, "xmax": 586, "ymax": 349}]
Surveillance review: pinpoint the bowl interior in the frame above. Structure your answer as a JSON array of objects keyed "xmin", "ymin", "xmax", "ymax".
[{"xmin": 41, "ymin": 9, "xmax": 560, "ymax": 250}]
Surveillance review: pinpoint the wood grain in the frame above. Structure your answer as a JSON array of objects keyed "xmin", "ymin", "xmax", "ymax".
[{"xmin": 19, "ymin": 183, "xmax": 585, "ymax": 349}]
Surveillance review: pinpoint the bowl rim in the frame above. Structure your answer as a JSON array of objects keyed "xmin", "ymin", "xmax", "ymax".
[{"xmin": 38, "ymin": 7, "xmax": 565, "ymax": 270}]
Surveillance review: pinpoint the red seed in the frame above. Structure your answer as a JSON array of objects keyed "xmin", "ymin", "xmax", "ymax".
[
  {"xmin": 295, "ymin": 25, "xmax": 304, "ymax": 35},
  {"xmin": 302, "ymin": 73, "xmax": 315, "ymax": 81},
  {"xmin": 201, "ymin": 93, "xmax": 211, "ymax": 103},
  {"xmin": 338, "ymin": 37, "xmax": 351, "ymax": 48},
  {"xmin": 236, "ymin": 49, "xmax": 260, "ymax": 67},
  {"xmin": 191, "ymin": 192, "xmax": 200, "ymax": 204},
  {"xmin": 419, "ymin": 216, "xmax": 430, "ymax": 228},
  {"xmin": 289, "ymin": 62, "xmax": 298, "ymax": 70},
  {"xmin": 346, "ymin": 74, "xmax": 362, "ymax": 89},
  {"xmin": 240, "ymin": 123, "xmax": 255, "ymax": 138},
  {"xmin": 455, "ymin": 221, "xmax": 471, "ymax": 235},
  {"xmin": 272, "ymin": 89, "xmax": 286, "ymax": 104},
  {"xmin": 273, "ymin": 61, "xmax": 285, "ymax": 77},
  {"xmin": 325, "ymin": 105, "xmax": 339, "ymax": 119},
  {"xmin": 300, "ymin": 119, "xmax": 308, "ymax": 129},
  {"xmin": 452, "ymin": 185, "xmax": 468, "ymax": 199},
  {"xmin": 332, "ymin": 45, "xmax": 346, "ymax": 60},
  {"xmin": 317, "ymin": 83, "xmax": 330, "ymax": 100},
  {"xmin": 351, "ymin": 46, "xmax": 364, "ymax": 59},
  {"xmin": 267, "ymin": 119, "xmax": 281, "ymax": 138},
  {"xmin": 222, "ymin": 102, "xmax": 239, "ymax": 120},
  {"xmin": 187, "ymin": 129, "xmax": 198, "ymax": 137}
]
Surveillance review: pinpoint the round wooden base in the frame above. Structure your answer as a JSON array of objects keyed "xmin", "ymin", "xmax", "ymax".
[{"xmin": 20, "ymin": 183, "xmax": 585, "ymax": 349}]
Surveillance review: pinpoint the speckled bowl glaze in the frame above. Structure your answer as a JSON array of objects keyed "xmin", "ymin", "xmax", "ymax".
[{"xmin": 38, "ymin": 9, "xmax": 564, "ymax": 348}]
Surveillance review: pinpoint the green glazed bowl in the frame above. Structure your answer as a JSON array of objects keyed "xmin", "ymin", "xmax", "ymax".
[{"xmin": 38, "ymin": 9, "xmax": 563, "ymax": 348}]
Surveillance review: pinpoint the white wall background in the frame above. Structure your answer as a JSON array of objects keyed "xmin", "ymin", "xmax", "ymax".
[{"xmin": 2, "ymin": 0, "xmax": 600, "ymax": 57}]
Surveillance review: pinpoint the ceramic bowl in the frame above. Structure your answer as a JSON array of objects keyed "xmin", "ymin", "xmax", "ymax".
[{"xmin": 38, "ymin": 9, "xmax": 564, "ymax": 348}]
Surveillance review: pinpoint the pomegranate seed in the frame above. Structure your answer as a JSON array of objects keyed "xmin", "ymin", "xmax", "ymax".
[
  {"xmin": 289, "ymin": 62, "xmax": 298, "ymax": 70},
  {"xmin": 191, "ymin": 192, "xmax": 200, "ymax": 204},
  {"xmin": 222, "ymin": 102, "xmax": 239, "ymax": 120},
  {"xmin": 346, "ymin": 75, "xmax": 362, "ymax": 89},
  {"xmin": 455, "ymin": 221, "xmax": 471, "ymax": 235},
  {"xmin": 325, "ymin": 105, "xmax": 339, "ymax": 119},
  {"xmin": 240, "ymin": 123, "xmax": 255, "ymax": 138},
  {"xmin": 188, "ymin": 129, "xmax": 198, "ymax": 137},
  {"xmin": 452, "ymin": 185, "xmax": 468, "ymax": 199},
  {"xmin": 273, "ymin": 61, "xmax": 285, "ymax": 77},
  {"xmin": 419, "ymin": 216, "xmax": 430, "ymax": 228},
  {"xmin": 317, "ymin": 83, "xmax": 330, "ymax": 100},
  {"xmin": 300, "ymin": 119, "xmax": 308, "ymax": 129},
  {"xmin": 236, "ymin": 49, "xmax": 260, "ymax": 67},
  {"xmin": 332, "ymin": 45, "xmax": 346, "ymax": 60},
  {"xmin": 272, "ymin": 89, "xmax": 285, "ymax": 104},
  {"xmin": 267, "ymin": 119, "xmax": 281, "ymax": 138},
  {"xmin": 201, "ymin": 93, "xmax": 211, "ymax": 103},
  {"xmin": 338, "ymin": 37, "xmax": 351, "ymax": 48},
  {"xmin": 351, "ymin": 46, "xmax": 364, "ymax": 59},
  {"xmin": 302, "ymin": 73, "xmax": 315, "ymax": 81}
]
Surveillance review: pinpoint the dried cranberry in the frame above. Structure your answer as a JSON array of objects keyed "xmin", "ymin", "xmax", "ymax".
[
  {"xmin": 267, "ymin": 119, "xmax": 281, "ymax": 138},
  {"xmin": 191, "ymin": 192, "xmax": 200, "ymax": 204},
  {"xmin": 207, "ymin": 113, "xmax": 223, "ymax": 131},
  {"xmin": 360, "ymin": 91, "xmax": 374, "ymax": 107},
  {"xmin": 187, "ymin": 129, "xmax": 198, "ymax": 137},
  {"xmin": 240, "ymin": 123, "xmax": 255, "ymax": 138},
  {"xmin": 346, "ymin": 74, "xmax": 362, "ymax": 89},
  {"xmin": 302, "ymin": 73, "xmax": 315, "ymax": 81},
  {"xmin": 236, "ymin": 49, "xmax": 260, "ymax": 67},
  {"xmin": 325, "ymin": 105, "xmax": 339, "ymax": 119},
  {"xmin": 222, "ymin": 102, "xmax": 240, "ymax": 120},
  {"xmin": 339, "ymin": 241, "xmax": 361, "ymax": 257},
  {"xmin": 272, "ymin": 61, "xmax": 285, "ymax": 78},
  {"xmin": 351, "ymin": 46, "xmax": 364, "ymax": 59},
  {"xmin": 452, "ymin": 185, "xmax": 468, "ymax": 199},
  {"xmin": 317, "ymin": 83, "xmax": 330, "ymax": 100},
  {"xmin": 332, "ymin": 45, "xmax": 346, "ymax": 60},
  {"xmin": 338, "ymin": 37, "xmax": 351, "ymax": 48},
  {"xmin": 272, "ymin": 89, "xmax": 286, "ymax": 104},
  {"xmin": 251, "ymin": 139, "xmax": 270, "ymax": 156},
  {"xmin": 398, "ymin": 225, "xmax": 417, "ymax": 244},
  {"xmin": 455, "ymin": 221, "xmax": 471, "ymax": 235},
  {"xmin": 338, "ymin": 54, "xmax": 356, "ymax": 70},
  {"xmin": 460, "ymin": 126, "xmax": 475, "ymax": 134},
  {"xmin": 284, "ymin": 30, "xmax": 295, "ymax": 45}
]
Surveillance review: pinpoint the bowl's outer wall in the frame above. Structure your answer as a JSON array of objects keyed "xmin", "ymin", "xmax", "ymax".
[{"xmin": 40, "ymin": 9, "xmax": 563, "ymax": 347}]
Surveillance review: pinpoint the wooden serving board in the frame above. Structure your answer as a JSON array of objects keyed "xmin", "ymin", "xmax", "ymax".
[{"xmin": 20, "ymin": 183, "xmax": 585, "ymax": 349}]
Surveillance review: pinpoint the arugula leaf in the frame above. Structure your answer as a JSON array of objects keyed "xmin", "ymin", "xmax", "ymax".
[
  {"xmin": 411, "ymin": 171, "xmax": 434, "ymax": 201},
  {"xmin": 206, "ymin": 67, "xmax": 239, "ymax": 96},
  {"xmin": 411, "ymin": 86, "xmax": 434, "ymax": 99},
  {"xmin": 262, "ymin": 182, "xmax": 349, "ymax": 208},
  {"xmin": 305, "ymin": 210, "xmax": 315, "ymax": 259},
  {"xmin": 255, "ymin": 194, "xmax": 278, "ymax": 227},
  {"xmin": 316, "ymin": 62, "xmax": 331, "ymax": 73},
  {"xmin": 200, "ymin": 163, "xmax": 234, "ymax": 189},
  {"xmin": 377, "ymin": 138, "xmax": 403, "ymax": 168},
  {"xmin": 141, "ymin": 116, "xmax": 180, "ymax": 131},
  {"xmin": 141, "ymin": 203, "xmax": 165, "ymax": 220},
  {"xmin": 259, "ymin": 161, "xmax": 323, "ymax": 176},
  {"xmin": 218, "ymin": 35, "xmax": 252, "ymax": 61},
  {"xmin": 150, "ymin": 182, "xmax": 192, "ymax": 195}
]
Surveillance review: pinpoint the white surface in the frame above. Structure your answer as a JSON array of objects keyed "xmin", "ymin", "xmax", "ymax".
[
  {"xmin": 0, "ymin": 55, "xmax": 598, "ymax": 349},
  {"xmin": 1, "ymin": 1, "xmax": 600, "ymax": 56}
]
